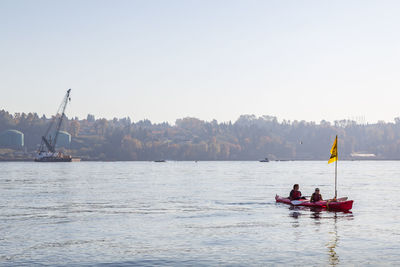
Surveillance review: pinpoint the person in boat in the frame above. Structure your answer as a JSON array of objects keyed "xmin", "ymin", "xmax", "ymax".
[
  {"xmin": 289, "ymin": 184, "xmax": 306, "ymax": 200},
  {"xmin": 310, "ymin": 188, "xmax": 323, "ymax": 202}
]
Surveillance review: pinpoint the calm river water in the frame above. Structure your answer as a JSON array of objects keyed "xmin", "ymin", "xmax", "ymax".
[{"xmin": 1, "ymin": 161, "xmax": 399, "ymax": 266}]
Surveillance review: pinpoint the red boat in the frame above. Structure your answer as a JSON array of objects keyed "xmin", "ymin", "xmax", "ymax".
[
  {"xmin": 275, "ymin": 195, "xmax": 353, "ymax": 211},
  {"xmin": 275, "ymin": 136, "xmax": 355, "ymax": 212}
]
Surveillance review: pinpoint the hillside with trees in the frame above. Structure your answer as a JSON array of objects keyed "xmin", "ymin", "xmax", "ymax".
[{"xmin": 1, "ymin": 109, "xmax": 400, "ymax": 161}]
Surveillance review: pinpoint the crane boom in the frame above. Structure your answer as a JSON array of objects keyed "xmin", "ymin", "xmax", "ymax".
[
  {"xmin": 39, "ymin": 89, "xmax": 72, "ymax": 153},
  {"xmin": 52, "ymin": 89, "xmax": 71, "ymax": 151}
]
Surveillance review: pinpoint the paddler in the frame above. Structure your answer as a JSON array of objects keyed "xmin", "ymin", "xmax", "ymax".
[
  {"xmin": 289, "ymin": 184, "xmax": 306, "ymax": 200},
  {"xmin": 310, "ymin": 188, "xmax": 323, "ymax": 202}
]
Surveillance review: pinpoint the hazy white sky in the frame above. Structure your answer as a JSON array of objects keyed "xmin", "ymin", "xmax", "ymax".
[{"xmin": 1, "ymin": 0, "xmax": 400, "ymax": 124}]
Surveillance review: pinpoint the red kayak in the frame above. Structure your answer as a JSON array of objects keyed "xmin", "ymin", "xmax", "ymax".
[{"xmin": 275, "ymin": 195, "xmax": 353, "ymax": 211}]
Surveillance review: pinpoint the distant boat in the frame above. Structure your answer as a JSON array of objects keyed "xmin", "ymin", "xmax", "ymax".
[
  {"xmin": 35, "ymin": 89, "xmax": 80, "ymax": 162},
  {"xmin": 154, "ymin": 160, "xmax": 166, "ymax": 162},
  {"xmin": 259, "ymin": 158, "xmax": 269, "ymax": 162}
]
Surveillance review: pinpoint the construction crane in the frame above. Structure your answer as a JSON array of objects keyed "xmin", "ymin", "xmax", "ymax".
[{"xmin": 38, "ymin": 89, "xmax": 71, "ymax": 154}]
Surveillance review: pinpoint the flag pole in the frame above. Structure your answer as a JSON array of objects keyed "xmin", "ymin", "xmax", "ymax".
[
  {"xmin": 335, "ymin": 135, "xmax": 338, "ymax": 200},
  {"xmin": 328, "ymin": 135, "xmax": 338, "ymax": 200}
]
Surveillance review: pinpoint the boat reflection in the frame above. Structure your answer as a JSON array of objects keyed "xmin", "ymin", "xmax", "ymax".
[
  {"xmin": 289, "ymin": 206, "xmax": 304, "ymax": 220},
  {"xmin": 310, "ymin": 208, "xmax": 322, "ymax": 226},
  {"xmin": 308, "ymin": 210, "xmax": 353, "ymax": 266},
  {"xmin": 290, "ymin": 211, "xmax": 301, "ymax": 219},
  {"xmin": 326, "ymin": 213, "xmax": 339, "ymax": 266}
]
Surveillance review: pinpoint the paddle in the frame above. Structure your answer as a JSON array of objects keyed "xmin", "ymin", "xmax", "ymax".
[
  {"xmin": 292, "ymin": 197, "xmax": 347, "ymax": 206},
  {"xmin": 291, "ymin": 196, "xmax": 310, "ymax": 206},
  {"xmin": 291, "ymin": 200, "xmax": 305, "ymax": 206}
]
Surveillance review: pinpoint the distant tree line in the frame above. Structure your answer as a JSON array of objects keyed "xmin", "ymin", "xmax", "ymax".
[{"xmin": 1, "ymin": 109, "xmax": 400, "ymax": 160}]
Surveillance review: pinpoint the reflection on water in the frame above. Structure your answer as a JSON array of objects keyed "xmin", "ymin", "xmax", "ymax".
[
  {"xmin": 290, "ymin": 211, "xmax": 300, "ymax": 219},
  {"xmin": 310, "ymin": 208, "xmax": 323, "ymax": 226},
  {"xmin": 325, "ymin": 213, "xmax": 339, "ymax": 266},
  {"xmin": 288, "ymin": 207, "xmax": 355, "ymax": 266},
  {"xmin": 289, "ymin": 206, "xmax": 301, "ymax": 220},
  {"xmin": 311, "ymin": 210, "xmax": 353, "ymax": 266}
]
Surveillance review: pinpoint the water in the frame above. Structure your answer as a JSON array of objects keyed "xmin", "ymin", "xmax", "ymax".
[{"xmin": 1, "ymin": 161, "xmax": 399, "ymax": 266}]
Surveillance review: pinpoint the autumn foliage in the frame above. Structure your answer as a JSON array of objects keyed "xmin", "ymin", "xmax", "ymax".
[{"xmin": 2, "ymin": 110, "xmax": 400, "ymax": 161}]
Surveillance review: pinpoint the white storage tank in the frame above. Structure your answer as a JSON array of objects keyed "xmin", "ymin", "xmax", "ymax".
[
  {"xmin": 0, "ymin": 129, "xmax": 24, "ymax": 149},
  {"xmin": 56, "ymin": 131, "xmax": 71, "ymax": 148}
]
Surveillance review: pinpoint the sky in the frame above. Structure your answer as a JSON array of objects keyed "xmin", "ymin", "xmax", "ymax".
[{"xmin": 1, "ymin": 0, "xmax": 400, "ymax": 124}]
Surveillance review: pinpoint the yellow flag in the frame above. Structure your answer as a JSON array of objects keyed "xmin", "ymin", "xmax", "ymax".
[{"xmin": 328, "ymin": 135, "xmax": 337, "ymax": 164}]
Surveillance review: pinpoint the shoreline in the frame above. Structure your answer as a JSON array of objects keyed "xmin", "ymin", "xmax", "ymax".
[{"xmin": 1, "ymin": 158, "xmax": 399, "ymax": 162}]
